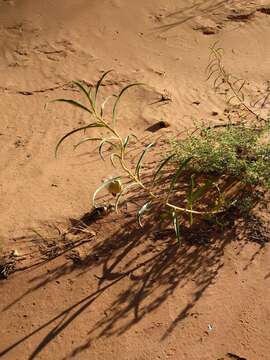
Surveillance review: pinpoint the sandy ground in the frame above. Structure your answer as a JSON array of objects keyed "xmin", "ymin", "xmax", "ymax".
[{"xmin": 1, "ymin": 0, "xmax": 270, "ymax": 359}]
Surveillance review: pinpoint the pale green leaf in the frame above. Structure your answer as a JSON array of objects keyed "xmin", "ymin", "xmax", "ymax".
[
  {"xmin": 153, "ymin": 154, "xmax": 175, "ymax": 182},
  {"xmin": 55, "ymin": 123, "xmax": 104, "ymax": 157},
  {"xmin": 172, "ymin": 210, "xmax": 181, "ymax": 244},
  {"xmin": 135, "ymin": 142, "xmax": 155, "ymax": 180},
  {"xmin": 137, "ymin": 201, "xmax": 152, "ymax": 227}
]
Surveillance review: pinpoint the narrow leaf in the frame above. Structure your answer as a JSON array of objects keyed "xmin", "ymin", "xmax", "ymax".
[
  {"xmin": 135, "ymin": 142, "xmax": 155, "ymax": 180},
  {"xmin": 94, "ymin": 70, "xmax": 113, "ymax": 105},
  {"xmin": 206, "ymin": 58, "xmax": 217, "ymax": 72},
  {"xmin": 52, "ymin": 99, "xmax": 92, "ymax": 114},
  {"xmin": 73, "ymin": 137, "xmax": 102, "ymax": 150},
  {"xmin": 115, "ymin": 182, "xmax": 137, "ymax": 213},
  {"xmin": 213, "ymin": 74, "xmax": 223, "ymax": 89},
  {"xmin": 98, "ymin": 139, "xmax": 117, "ymax": 160},
  {"xmin": 55, "ymin": 123, "xmax": 103, "ymax": 157},
  {"xmin": 188, "ymin": 174, "xmax": 195, "ymax": 199},
  {"xmin": 137, "ymin": 201, "xmax": 152, "ymax": 227},
  {"xmin": 206, "ymin": 68, "xmax": 219, "ymax": 81},
  {"xmin": 153, "ymin": 154, "xmax": 175, "ymax": 182},
  {"xmin": 73, "ymin": 81, "xmax": 95, "ymax": 110},
  {"xmin": 110, "ymin": 153, "xmax": 121, "ymax": 168},
  {"xmin": 187, "ymin": 174, "xmax": 195, "ymax": 226},
  {"xmin": 123, "ymin": 133, "xmax": 138, "ymax": 149},
  {"xmin": 73, "ymin": 81, "xmax": 90, "ymax": 98},
  {"xmin": 123, "ymin": 135, "xmax": 130, "ymax": 149},
  {"xmin": 171, "ymin": 210, "xmax": 181, "ymax": 244}
]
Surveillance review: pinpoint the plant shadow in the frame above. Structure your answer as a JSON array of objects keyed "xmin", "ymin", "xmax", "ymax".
[{"xmin": 1, "ymin": 190, "xmax": 269, "ymax": 360}]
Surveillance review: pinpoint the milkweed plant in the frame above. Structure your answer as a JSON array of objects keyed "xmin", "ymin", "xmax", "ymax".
[{"xmin": 53, "ymin": 45, "xmax": 270, "ymax": 243}]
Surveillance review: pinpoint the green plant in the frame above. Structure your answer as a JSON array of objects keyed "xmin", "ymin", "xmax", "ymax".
[
  {"xmin": 171, "ymin": 122, "xmax": 270, "ymax": 211},
  {"xmin": 171, "ymin": 123, "xmax": 270, "ymax": 186},
  {"xmin": 53, "ymin": 46, "xmax": 270, "ymax": 243},
  {"xmin": 53, "ymin": 72, "xmax": 223, "ymax": 244}
]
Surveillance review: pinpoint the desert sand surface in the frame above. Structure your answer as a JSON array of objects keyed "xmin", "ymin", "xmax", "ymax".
[{"xmin": 1, "ymin": 0, "xmax": 270, "ymax": 359}]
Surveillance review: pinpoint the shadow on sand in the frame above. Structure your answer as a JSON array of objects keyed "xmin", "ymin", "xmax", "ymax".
[{"xmin": 1, "ymin": 189, "xmax": 269, "ymax": 359}]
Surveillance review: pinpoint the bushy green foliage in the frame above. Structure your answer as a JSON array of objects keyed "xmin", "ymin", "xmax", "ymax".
[{"xmin": 171, "ymin": 122, "xmax": 270, "ymax": 189}]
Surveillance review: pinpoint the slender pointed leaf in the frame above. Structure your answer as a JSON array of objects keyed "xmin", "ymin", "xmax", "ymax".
[
  {"xmin": 52, "ymin": 99, "xmax": 92, "ymax": 114},
  {"xmin": 187, "ymin": 178, "xmax": 214, "ymax": 225},
  {"xmin": 213, "ymin": 75, "xmax": 223, "ymax": 89},
  {"xmin": 137, "ymin": 201, "xmax": 152, "ymax": 227},
  {"xmin": 110, "ymin": 153, "xmax": 121, "ymax": 168},
  {"xmin": 172, "ymin": 210, "xmax": 181, "ymax": 244},
  {"xmin": 115, "ymin": 182, "xmax": 137, "ymax": 213},
  {"xmin": 55, "ymin": 123, "xmax": 104, "ymax": 157},
  {"xmin": 153, "ymin": 153, "xmax": 175, "ymax": 182},
  {"xmin": 73, "ymin": 81, "xmax": 90, "ymax": 99},
  {"xmin": 187, "ymin": 174, "xmax": 195, "ymax": 225},
  {"xmin": 73, "ymin": 81, "xmax": 95, "ymax": 110},
  {"xmin": 98, "ymin": 139, "xmax": 117, "ymax": 160},
  {"xmin": 89, "ymin": 87, "xmax": 94, "ymax": 102},
  {"xmin": 206, "ymin": 58, "xmax": 217, "ymax": 72},
  {"xmin": 123, "ymin": 135, "xmax": 130, "ymax": 149},
  {"xmin": 73, "ymin": 137, "xmax": 102, "ymax": 150},
  {"xmin": 206, "ymin": 68, "xmax": 219, "ymax": 81},
  {"xmin": 94, "ymin": 70, "xmax": 113, "ymax": 105},
  {"xmin": 135, "ymin": 142, "xmax": 155, "ymax": 180},
  {"xmin": 123, "ymin": 133, "xmax": 138, "ymax": 149},
  {"xmin": 188, "ymin": 174, "xmax": 195, "ymax": 198}
]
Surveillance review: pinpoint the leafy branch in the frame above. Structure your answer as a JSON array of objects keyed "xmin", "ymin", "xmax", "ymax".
[{"xmin": 207, "ymin": 43, "xmax": 266, "ymax": 124}]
